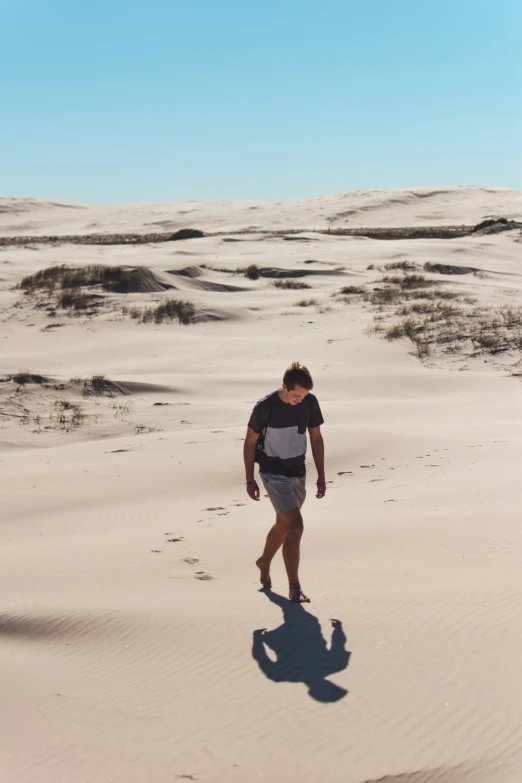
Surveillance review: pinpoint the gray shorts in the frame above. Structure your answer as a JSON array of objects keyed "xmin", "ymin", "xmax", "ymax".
[{"xmin": 260, "ymin": 472, "xmax": 306, "ymax": 514}]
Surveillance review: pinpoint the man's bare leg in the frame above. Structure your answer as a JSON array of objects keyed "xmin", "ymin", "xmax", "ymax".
[
  {"xmin": 256, "ymin": 514, "xmax": 286, "ymax": 589},
  {"xmin": 280, "ymin": 508, "xmax": 310, "ymax": 602}
]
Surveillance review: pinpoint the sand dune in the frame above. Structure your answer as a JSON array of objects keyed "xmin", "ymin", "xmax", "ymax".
[
  {"xmin": 1, "ymin": 188, "xmax": 521, "ymax": 783},
  {"xmin": 1, "ymin": 185, "xmax": 522, "ymax": 236}
]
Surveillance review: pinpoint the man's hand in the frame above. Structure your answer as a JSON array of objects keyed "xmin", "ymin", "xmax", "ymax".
[
  {"xmin": 246, "ymin": 480, "xmax": 260, "ymax": 501},
  {"xmin": 316, "ymin": 476, "xmax": 326, "ymax": 499}
]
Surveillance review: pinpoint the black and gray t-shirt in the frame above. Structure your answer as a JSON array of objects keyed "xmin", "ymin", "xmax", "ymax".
[{"xmin": 248, "ymin": 390, "xmax": 324, "ymax": 478}]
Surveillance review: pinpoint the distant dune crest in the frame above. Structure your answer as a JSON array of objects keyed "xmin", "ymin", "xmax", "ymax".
[{"xmin": 0, "ymin": 185, "xmax": 521, "ymax": 236}]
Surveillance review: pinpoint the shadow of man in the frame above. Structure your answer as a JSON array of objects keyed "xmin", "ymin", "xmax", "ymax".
[{"xmin": 252, "ymin": 591, "xmax": 351, "ymax": 702}]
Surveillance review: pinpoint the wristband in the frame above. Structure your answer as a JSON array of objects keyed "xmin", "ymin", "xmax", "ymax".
[{"xmin": 246, "ymin": 481, "xmax": 255, "ymax": 485}]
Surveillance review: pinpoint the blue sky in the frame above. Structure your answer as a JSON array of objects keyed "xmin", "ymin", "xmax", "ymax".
[{"xmin": 1, "ymin": 0, "xmax": 520, "ymax": 203}]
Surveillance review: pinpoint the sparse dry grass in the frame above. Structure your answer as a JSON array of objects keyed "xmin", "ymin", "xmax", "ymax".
[
  {"xmin": 137, "ymin": 299, "xmax": 196, "ymax": 325},
  {"xmin": 17, "ymin": 264, "xmax": 194, "ymax": 322},
  {"xmin": 337, "ymin": 268, "xmax": 522, "ymax": 369},
  {"xmin": 121, "ymin": 299, "xmax": 197, "ymax": 324},
  {"xmin": 58, "ymin": 290, "xmax": 103, "ymax": 313},
  {"xmin": 382, "ymin": 303, "xmax": 522, "ymax": 360},
  {"xmin": 397, "ymin": 301, "xmax": 463, "ymax": 318},
  {"xmin": 19, "ymin": 264, "xmax": 147, "ymax": 295},
  {"xmin": 383, "ymin": 261, "xmax": 418, "ymax": 272},
  {"xmin": 293, "ymin": 299, "xmax": 318, "ymax": 307},
  {"xmin": 17, "ymin": 264, "xmax": 131, "ymax": 318},
  {"xmin": 79, "ymin": 375, "xmax": 117, "ymax": 397},
  {"xmin": 271, "ymin": 279, "xmax": 311, "ymax": 290},
  {"xmin": 50, "ymin": 399, "xmax": 85, "ymax": 431},
  {"xmin": 339, "ymin": 285, "xmax": 365, "ymax": 295},
  {"xmin": 0, "ymin": 373, "xmax": 172, "ymax": 438},
  {"xmin": 364, "ymin": 287, "xmax": 404, "ymax": 306},
  {"xmin": 7, "ymin": 372, "xmax": 46, "ymax": 385},
  {"xmin": 381, "ymin": 273, "xmax": 437, "ymax": 290}
]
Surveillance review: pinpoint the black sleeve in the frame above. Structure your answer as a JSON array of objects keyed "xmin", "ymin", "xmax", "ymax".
[
  {"xmin": 248, "ymin": 399, "xmax": 270, "ymax": 434},
  {"xmin": 308, "ymin": 395, "xmax": 324, "ymax": 428}
]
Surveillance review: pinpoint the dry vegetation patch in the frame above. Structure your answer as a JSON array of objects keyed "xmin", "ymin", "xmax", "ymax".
[
  {"xmin": 381, "ymin": 273, "xmax": 438, "ymax": 290},
  {"xmin": 271, "ymin": 279, "xmax": 311, "ymax": 290},
  {"xmin": 19, "ymin": 264, "xmax": 173, "ymax": 295},
  {"xmin": 293, "ymin": 298, "xmax": 319, "ymax": 307},
  {"xmin": 365, "ymin": 273, "xmax": 522, "ymax": 367},
  {"xmin": 0, "ymin": 376, "xmax": 86, "ymax": 433},
  {"xmin": 423, "ymin": 262, "xmax": 478, "ymax": 275},
  {"xmin": 338, "ymin": 285, "xmax": 366, "ymax": 295},
  {"xmin": 0, "ymin": 372, "xmax": 169, "ymax": 438},
  {"xmin": 6, "ymin": 372, "xmax": 48, "ymax": 385},
  {"xmin": 15, "ymin": 264, "xmax": 197, "ymax": 324},
  {"xmin": 50, "ymin": 399, "xmax": 85, "ymax": 432},
  {"xmin": 369, "ymin": 261, "xmax": 479, "ymax": 276},
  {"xmin": 122, "ymin": 299, "xmax": 196, "ymax": 325},
  {"xmin": 330, "ymin": 269, "xmax": 522, "ymax": 372},
  {"xmin": 383, "ymin": 261, "xmax": 419, "ymax": 272},
  {"xmin": 382, "ymin": 304, "xmax": 522, "ymax": 361}
]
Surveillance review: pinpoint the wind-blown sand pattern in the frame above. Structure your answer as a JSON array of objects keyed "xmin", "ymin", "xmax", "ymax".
[{"xmin": 1, "ymin": 187, "xmax": 521, "ymax": 783}]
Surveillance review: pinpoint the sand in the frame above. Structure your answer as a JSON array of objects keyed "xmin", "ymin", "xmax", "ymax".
[{"xmin": 1, "ymin": 186, "xmax": 521, "ymax": 783}]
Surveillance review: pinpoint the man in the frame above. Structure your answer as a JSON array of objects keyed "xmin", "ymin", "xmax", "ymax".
[{"xmin": 244, "ymin": 361, "xmax": 326, "ymax": 603}]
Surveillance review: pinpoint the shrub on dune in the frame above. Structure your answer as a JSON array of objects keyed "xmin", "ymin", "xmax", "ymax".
[{"xmin": 244, "ymin": 265, "xmax": 260, "ymax": 280}]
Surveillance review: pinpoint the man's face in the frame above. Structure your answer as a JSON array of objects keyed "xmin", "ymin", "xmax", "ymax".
[{"xmin": 283, "ymin": 384, "xmax": 309, "ymax": 405}]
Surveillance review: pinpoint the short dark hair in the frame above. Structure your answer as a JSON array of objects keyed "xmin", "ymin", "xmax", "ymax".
[{"xmin": 283, "ymin": 361, "xmax": 313, "ymax": 391}]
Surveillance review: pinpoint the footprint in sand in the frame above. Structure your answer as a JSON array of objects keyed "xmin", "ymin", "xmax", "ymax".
[
  {"xmin": 360, "ymin": 465, "xmax": 375, "ymax": 468},
  {"xmin": 183, "ymin": 557, "xmax": 199, "ymax": 564},
  {"xmin": 204, "ymin": 507, "xmax": 225, "ymax": 511},
  {"xmin": 337, "ymin": 471, "xmax": 353, "ymax": 476},
  {"xmin": 194, "ymin": 571, "xmax": 213, "ymax": 581},
  {"xmin": 166, "ymin": 537, "xmax": 184, "ymax": 543},
  {"xmin": 151, "ymin": 550, "xmax": 163, "ymax": 553}
]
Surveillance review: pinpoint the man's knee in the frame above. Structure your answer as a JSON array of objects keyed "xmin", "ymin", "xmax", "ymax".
[{"xmin": 278, "ymin": 509, "xmax": 303, "ymax": 534}]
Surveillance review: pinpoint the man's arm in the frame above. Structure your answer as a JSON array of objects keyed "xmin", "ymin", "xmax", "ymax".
[
  {"xmin": 308, "ymin": 425, "xmax": 326, "ymax": 499},
  {"xmin": 244, "ymin": 426, "xmax": 260, "ymax": 501}
]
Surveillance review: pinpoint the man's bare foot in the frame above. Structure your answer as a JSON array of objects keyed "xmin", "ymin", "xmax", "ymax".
[
  {"xmin": 289, "ymin": 583, "xmax": 310, "ymax": 603},
  {"xmin": 256, "ymin": 557, "xmax": 272, "ymax": 589}
]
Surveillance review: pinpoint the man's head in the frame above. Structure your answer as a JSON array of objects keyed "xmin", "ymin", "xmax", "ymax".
[{"xmin": 280, "ymin": 361, "xmax": 313, "ymax": 405}]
